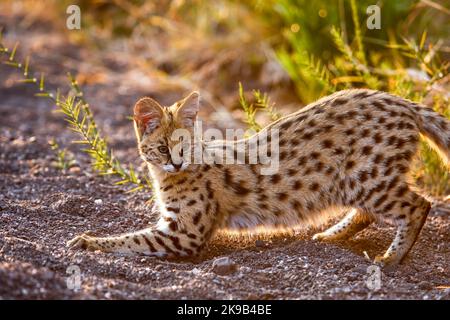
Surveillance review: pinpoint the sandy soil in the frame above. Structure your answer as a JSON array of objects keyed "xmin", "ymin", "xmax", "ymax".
[{"xmin": 0, "ymin": 9, "xmax": 449, "ymax": 300}]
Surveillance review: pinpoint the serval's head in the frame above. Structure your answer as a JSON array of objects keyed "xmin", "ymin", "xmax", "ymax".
[{"xmin": 133, "ymin": 91, "xmax": 200, "ymax": 174}]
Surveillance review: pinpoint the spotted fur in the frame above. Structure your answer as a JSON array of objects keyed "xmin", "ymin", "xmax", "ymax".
[{"xmin": 68, "ymin": 89, "xmax": 449, "ymax": 265}]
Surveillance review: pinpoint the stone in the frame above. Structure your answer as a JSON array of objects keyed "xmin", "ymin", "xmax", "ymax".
[
  {"xmin": 255, "ymin": 240, "xmax": 265, "ymax": 247},
  {"xmin": 212, "ymin": 257, "xmax": 237, "ymax": 275},
  {"xmin": 418, "ymin": 281, "xmax": 433, "ymax": 290}
]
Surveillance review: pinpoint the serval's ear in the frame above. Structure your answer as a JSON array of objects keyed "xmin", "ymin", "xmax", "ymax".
[
  {"xmin": 176, "ymin": 91, "xmax": 200, "ymax": 127},
  {"xmin": 133, "ymin": 97, "xmax": 163, "ymax": 140}
]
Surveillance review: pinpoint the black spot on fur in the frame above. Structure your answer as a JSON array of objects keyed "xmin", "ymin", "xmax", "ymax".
[
  {"xmin": 362, "ymin": 145, "xmax": 373, "ymax": 155},
  {"xmin": 345, "ymin": 160, "xmax": 355, "ymax": 170},
  {"xmin": 277, "ymin": 192, "xmax": 289, "ymax": 201},
  {"xmin": 293, "ymin": 180, "xmax": 302, "ymax": 190},
  {"xmin": 333, "ymin": 98, "xmax": 349, "ymax": 106},
  {"xmin": 309, "ymin": 182, "xmax": 320, "ymax": 191},
  {"xmin": 187, "ymin": 199, "xmax": 197, "ymax": 206},
  {"xmin": 322, "ymin": 139, "xmax": 334, "ymax": 148},
  {"xmin": 271, "ymin": 174, "xmax": 282, "ymax": 184}
]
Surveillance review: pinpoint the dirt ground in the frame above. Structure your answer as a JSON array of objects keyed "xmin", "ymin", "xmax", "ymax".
[{"xmin": 0, "ymin": 8, "xmax": 449, "ymax": 300}]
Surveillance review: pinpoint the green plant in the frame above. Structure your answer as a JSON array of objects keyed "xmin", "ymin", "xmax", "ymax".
[
  {"xmin": 0, "ymin": 34, "xmax": 152, "ymax": 193},
  {"xmin": 253, "ymin": 89, "xmax": 281, "ymax": 122},
  {"xmin": 349, "ymin": 0, "xmax": 366, "ymax": 66},
  {"xmin": 330, "ymin": 25, "xmax": 380, "ymax": 90},
  {"xmin": 238, "ymin": 82, "xmax": 281, "ymax": 132},
  {"xmin": 48, "ymin": 139, "xmax": 76, "ymax": 171}
]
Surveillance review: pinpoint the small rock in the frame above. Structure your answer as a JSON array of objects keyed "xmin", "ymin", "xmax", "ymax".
[
  {"xmin": 353, "ymin": 264, "xmax": 370, "ymax": 275},
  {"xmin": 347, "ymin": 272, "xmax": 360, "ymax": 281},
  {"xmin": 212, "ymin": 257, "xmax": 237, "ymax": 275},
  {"xmin": 42, "ymin": 270, "xmax": 54, "ymax": 280},
  {"xmin": 418, "ymin": 281, "xmax": 433, "ymax": 290},
  {"xmin": 69, "ymin": 166, "xmax": 81, "ymax": 174},
  {"xmin": 255, "ymin": 240, "xmax": 265, "ymax": 247},
  {"xmin": 94, "ymin": 199, "xmax": 103, "ymax": 205},
  {"xmin": 191, "ymin": 267, "xmax": 201, "ymax": 275},
  {"xmin": 239, "ymin": 266, "xmax": 252, "ymax": 273}
]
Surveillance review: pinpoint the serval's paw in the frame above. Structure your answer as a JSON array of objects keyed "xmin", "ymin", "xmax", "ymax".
[
  {"xmin": 67, "ymin": 233, "xmax": 99, "ymax": 251},
  {"xmin": 312, "ymin": 232, "xmax": 341, "ymax": 242},
  {"xmin": 312, "ymin": 232, "xmax": 327, "ymax": 241},
  {"xmin": 374, "ymin": 254, "xmax": 401, "ymax": 267}
]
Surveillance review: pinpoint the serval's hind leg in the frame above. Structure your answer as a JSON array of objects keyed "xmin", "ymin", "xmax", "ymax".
[
  {"xmin": 313, "ymin": 209, "xmax": 374, "ymax": 241},
  {"xmin": 372, "ymin": 189, "xmax": 430, "ymax": 266}
]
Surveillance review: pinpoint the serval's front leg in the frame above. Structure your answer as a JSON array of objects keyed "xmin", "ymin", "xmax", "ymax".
[
  {"xmin": 67, "ymin": 228, "xmax": 199, "ymax": 257},
  {"xmin": 67, "ymin": 204, "xmax": 214, "ymax": 257}
]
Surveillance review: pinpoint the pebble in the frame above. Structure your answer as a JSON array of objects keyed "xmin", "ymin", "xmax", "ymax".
[
  {"xmin": 94, "ymin": 199, "xmax": 103, "ymax": 205},
  {"xmin": 418, "ymin": 281, "xmax": 433, "ymax": 290},
  {"xmin": 191, "ymin": 267, "xmax": 201, "ymax": 275},
  {"xmin": 347, "ymin": 272, "xmax": 360, "ymax": 281},
  {"xmin": 69, "ymin": 166, "xmax": 80, "ymax": 174},
  {"xmin": 239, "ymin": 266, "xmax": 252, "ymax": 273},
  {"xmin": 353, "ymin": 265, "xmax": 370, "ymax": 275},
  {"xmin": 42, "ymin": 271, "xmax": 54, "ymax": 280},
  {"xmin": 212, "ymin": 256, "xmax": 237, "ymax": 275},
  {"xmin": 255, "ymin": 240, "xmax": 265, "ymax": 247}
]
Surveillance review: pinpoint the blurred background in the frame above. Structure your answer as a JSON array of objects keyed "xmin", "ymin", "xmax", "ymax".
[{"xmin": 0, "ymin": 0, "xmax": 449, "ymax": 195}]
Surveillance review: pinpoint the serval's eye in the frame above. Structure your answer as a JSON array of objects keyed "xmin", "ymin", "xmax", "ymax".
[{"xmin": 158, "ymin": 146, "xmax": 169, "ymax": 154}]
